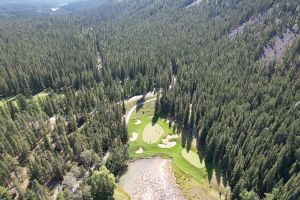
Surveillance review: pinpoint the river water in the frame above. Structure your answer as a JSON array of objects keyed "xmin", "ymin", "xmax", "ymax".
[{"xmin": 117, "ymin": 157, "xmax": 185, "ymax": 200}]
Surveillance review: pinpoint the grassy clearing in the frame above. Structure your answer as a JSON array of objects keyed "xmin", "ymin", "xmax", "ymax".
[
  {"xmin": 127, "ymin": 100, "xmax": 207, "ymax": 183},
  {"xmin": 126, "ymin": 99, "xmax": 231, "ymax": 199},
  {"xmin": 114, "ymin": 186, "xmax": 130, "ymax": 200},
  {"xmin": 0, "ymin": 89, "xmax": 65, "ymax": 108},
  {"xmin": 173, "ymin": 164, "xmax": 212, "ymax": 200},
  {"xmin": 125, "ymin": 93, "xmax": 156, "ymax": 111}
]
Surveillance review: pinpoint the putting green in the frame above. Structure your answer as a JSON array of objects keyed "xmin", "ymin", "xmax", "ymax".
[
  {"xmin": 181, "ymin": 149, "xmax": 205, "ymax": 169},
  {"xmin": 142, "ymin": 123, "xmax": 164, "ymax": 144}
]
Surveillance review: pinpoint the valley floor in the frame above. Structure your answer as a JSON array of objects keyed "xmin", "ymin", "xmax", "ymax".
[{"xmin": 120, "ymin": 94, "xmax": 231, "ymax": 200}]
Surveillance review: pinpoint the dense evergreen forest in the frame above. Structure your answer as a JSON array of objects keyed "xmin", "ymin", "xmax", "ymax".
[{"xmin": 0, "ymin": 0, "xmax": 299, "ymax": 199}]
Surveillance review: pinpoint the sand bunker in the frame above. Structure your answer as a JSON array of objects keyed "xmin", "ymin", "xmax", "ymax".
[
  {"xmin": 135, "ymin": 147, "xmax": 144, "ymax": 154},
  {"xmin": 130, "ymin": 132, "xmax": 138, "ymax": 142},
  {"xmin": 134, "ymin": 119, "xmax": 141, "ymax": 125},
  {"xmin": 142, "ymin": 123, "xmax": 164, "ymax": 144},
  {"xmin": 158, "ymin": 134, "xmax": 178, "ymax": 149},
  {"xmin": 158, "ymin": 142, "xmax": 176, "ymax": 148}
]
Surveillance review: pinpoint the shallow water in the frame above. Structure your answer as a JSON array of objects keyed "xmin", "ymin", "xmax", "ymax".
[{"xmin": 118, "ymin": 157, "xmax": 185, "ymax": 200}]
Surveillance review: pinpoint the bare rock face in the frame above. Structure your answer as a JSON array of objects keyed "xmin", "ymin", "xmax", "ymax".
[
  {"xmin": 260, "ymin": 29, "xmax": 300, "ymax": 64},
  {"xmin": 118, "ymin": 157, "xmax": 185, "ymax": 200},
  {"xmin": 185, "ymin": 0, "xmax": 202, "ymax": 9},
  {"xmin": 229, "ymin": 8, "xmax": 273, "ymax": 39}
]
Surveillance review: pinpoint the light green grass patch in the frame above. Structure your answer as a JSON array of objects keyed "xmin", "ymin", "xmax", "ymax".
[
  {"xmin": 125, "ymin": 97, "xmax": 230, "ymax": 199},
  {"xmin": 125, "ymin": 94, "xmax": 156, "ymax": 112},
  {"xmin": 142, "ymin": 123, "xmax": 164, "ymax": 144},
  {"xmin": 114, "ymin": 186, "xmax": 130, "ymax": 200},
  {"xmin": 172, "ymin": 164, "xmax": 211, "ymax": 200},
  {"xmin": 181, "ymin": 149, "xmax": 205, "ymax": 169},
  {"xmin": 0, "ymin": 100, "xmax": 5, "ymax": 107},
  {"xmin": 127, "ymin": 100, "xmax": 207, "ymax": 184}
]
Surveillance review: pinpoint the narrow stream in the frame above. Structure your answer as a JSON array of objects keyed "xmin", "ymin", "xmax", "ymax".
[{"xmin": 118, "ymin": 157, "xmax": 185, "ymax": 200}]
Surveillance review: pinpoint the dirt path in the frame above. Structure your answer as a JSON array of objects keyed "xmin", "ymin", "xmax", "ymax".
[
  {"xmin": 96, "ymin": 51, "xmax": 103, "ymax": 71},
  {"xmin": 118, "ymin": 157, "xmax": 185, "ymax": 200},
  {"xmin": 125, "ymin": 97, "xmax": 156, "ymax": 125}
]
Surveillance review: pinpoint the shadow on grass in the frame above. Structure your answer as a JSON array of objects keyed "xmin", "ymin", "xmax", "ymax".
[
  {"xmin": 152, "ymin": 114, "xmax": 159, "ymax": 125},
  {"xmin": 181, "ymin": 127, "xmax": 193, "ymax": 152},
  {"xmin": 204, "ymin": 160, "xmax": 214, "ymax": 184},
  {"xmin": 196, "ymin": 138, "xmax": 228, "ymax": 188},
  {"xmin": 136, "ymin": 95, "xmax": 146, "ymax": 113}
]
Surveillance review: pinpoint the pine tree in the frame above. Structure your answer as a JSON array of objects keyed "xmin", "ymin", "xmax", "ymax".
[{"xmin": 91, "ymin": 166, "xmax": 116, "ymax": 200}]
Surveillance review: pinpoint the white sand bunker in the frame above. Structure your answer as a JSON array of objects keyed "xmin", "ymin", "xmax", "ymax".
[
  {"xmin": 129, "ymin": 132, "xmax": 138, "ymax": 142},
  {"xmin": 158, "ymin": 134, "xmax": 178, "ymax": 148},
  {"xmin": 135, "ymin": 147, "xmax": 144, "ymax": 154},
  {"xmin": 134, "ymin": 119, "xmax": 141, "ymax": 125},
  {"xmin": 142, "ymin": 123, "xmax": 164, "ymax": 144}
]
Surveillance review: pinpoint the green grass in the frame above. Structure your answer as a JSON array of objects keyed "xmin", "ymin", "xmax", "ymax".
[
  {"xmin": 142, "ymin": 123, "xmax": 164, "ymax": 143},
  {"xmin": 125, "ymin": 93, "xmax": 156, "ymax": 111},
  {"xmin": 0, "ymin": 89, "xmax": 64, "ymax": 108},
  {"xmin": 127, "ymin": 100, "xmax": 208, "ymax": 183},
  {"xmin": 171, "ymin": 163, "xmax": 225, "ymax": 200},
  {"xmin": 114, "ymin": 186, "xmax": 130, "ymax": 200},
  {"xmin": 0, "ymin": 100, "xmax": 5, "ymax": 107},
  {"xmin": 181, "ymin": 149, "xmax": 205, "ymax": 169}
]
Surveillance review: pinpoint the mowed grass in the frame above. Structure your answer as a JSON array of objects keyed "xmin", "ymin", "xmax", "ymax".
[
  {"xmin": 181, "ymin": 149, "xmax": 205, "ymax": 169},
  {"xmin": 114, "ymin": 187, "xmax": 130, "ymax": 200},
  {"xmin": 125, "ymin": 93, "xmax": 156, "ymax": 111},
  {"xmin": 127, "ymin": 100, "xmax": 208, "ymax": 183},
  {"xmin": 142, "ymin": 123, "xmax": 164, "ymax": 144}
]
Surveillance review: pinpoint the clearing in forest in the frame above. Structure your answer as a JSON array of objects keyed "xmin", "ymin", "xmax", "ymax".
[
  {"xmin": 142, "ymin": 123, "xmax": 164, "ymax": 144},
  {"xmin": 125, "ymin": 98, "xmax": 230, "ymax": 200}
]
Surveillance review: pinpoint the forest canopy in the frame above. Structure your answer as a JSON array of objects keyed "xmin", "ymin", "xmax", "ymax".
[{"xmin": 0, "ymin": 0, "xmax": 299, "ymax": 199}]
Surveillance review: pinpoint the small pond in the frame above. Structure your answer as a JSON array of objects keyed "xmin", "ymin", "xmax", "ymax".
[{"xmin": 118, "ymin": 157, "xmax": 185, "ymax": 200}]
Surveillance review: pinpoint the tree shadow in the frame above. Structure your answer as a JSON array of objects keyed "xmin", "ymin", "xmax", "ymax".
[
  {"xmin": 135, "ymin": 95, "xmax": 146, "ymax": 113},
  {"xmin": 181, "ymin": 128, "xmax": 187, "ymax": 148},
  {"xmin": 215, "ymin": 164, "xmax": 222, "ymax": 186},
  {"xmin": 151, "ymin": 113, "xmax": 159, "ymax": 126},
  {"xmin": 222, "ymin": 170, "xmax": 228, "ymax": 188},
  {"xmin": 196, "ymin": 137, "xmax": 229, "ymax": 189},
  {"xmin": 197, "ymin": 136, "xmax": 213, "ymax": 184},
  {"xmin": 169, "ymin": 119, "xmax": 172, "ymax": 129},
  {"xmin": 197, "ymin": 142, "xmax": 205, "ymax": 163},
  {"xmin": 205, "ymin": 160, "xmax": 214, "ymax": 184},
  {"xmin": 193, "ymin": 127, "xmax": 199, "ymax": 139},
  {"xmin": 186, "ymin": 128, "xmax": 193, "ymax": 152}
]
